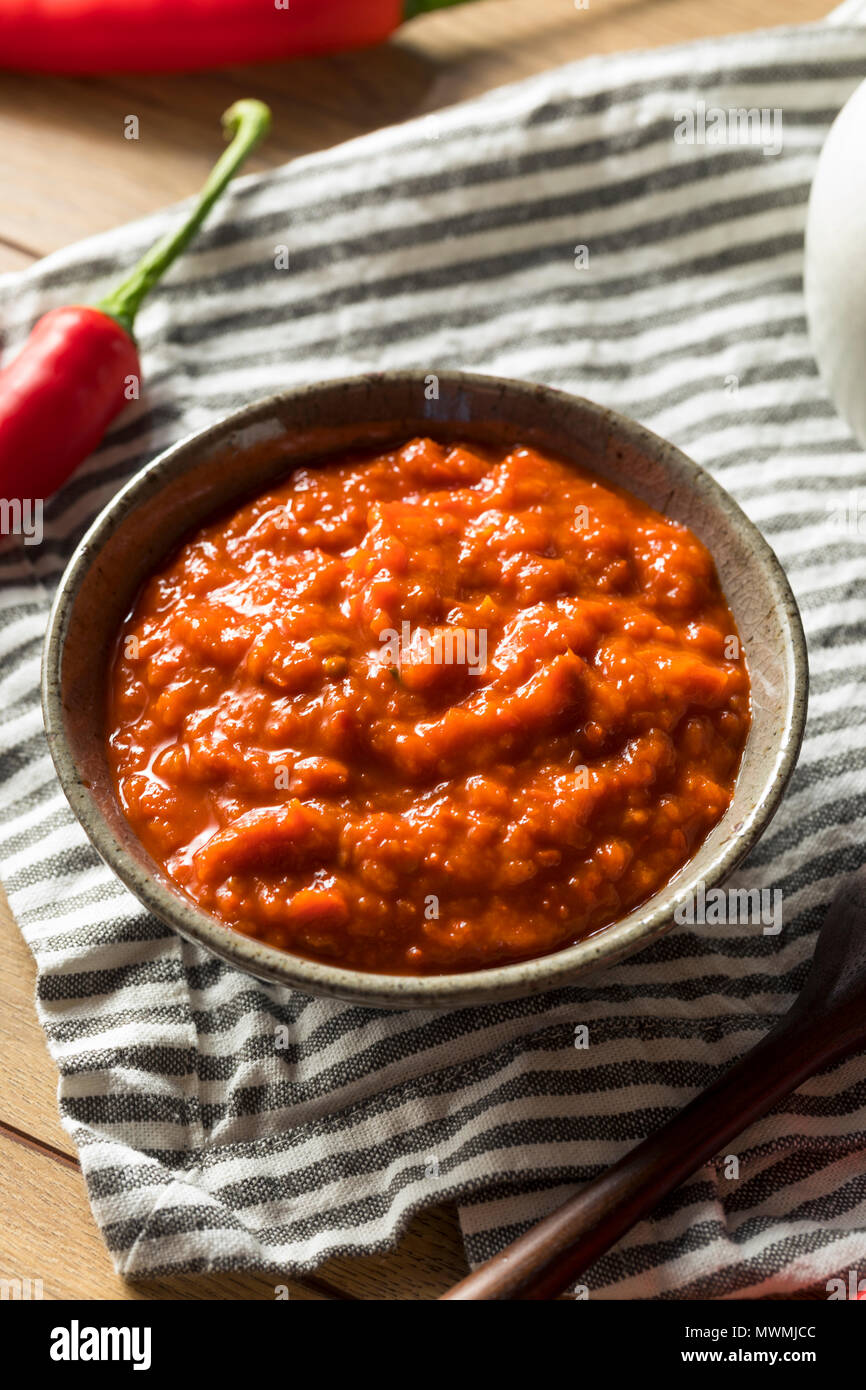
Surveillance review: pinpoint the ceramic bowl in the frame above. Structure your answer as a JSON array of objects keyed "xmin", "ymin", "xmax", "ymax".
[{"xmin": 42, "ymin": 371, "xmax": 808, "ymax": 1008}]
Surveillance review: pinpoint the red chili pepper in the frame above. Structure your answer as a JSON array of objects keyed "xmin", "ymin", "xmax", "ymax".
[
  {"xmin": 0, "ymin": 0, "xmax": 474, "ymax": 74},
  {"xmin": 0, "ymin": 99, "xmax": 271, "ymax": 505}
]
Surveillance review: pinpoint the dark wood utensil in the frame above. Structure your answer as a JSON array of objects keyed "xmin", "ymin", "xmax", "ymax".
[{"xmin": 441, "ymin": 865, "xmax": 866, "ymax": 1300}]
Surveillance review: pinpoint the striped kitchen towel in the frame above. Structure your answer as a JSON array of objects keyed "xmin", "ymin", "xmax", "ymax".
[{"xmin": 1, "ymin": 3, "xmax": 865, "ymax": 1298}]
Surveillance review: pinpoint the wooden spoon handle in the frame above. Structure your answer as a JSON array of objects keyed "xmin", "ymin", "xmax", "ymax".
[{"xmin": 441, "ymin": 1009, "xmax": 841, "ymax": 1300}]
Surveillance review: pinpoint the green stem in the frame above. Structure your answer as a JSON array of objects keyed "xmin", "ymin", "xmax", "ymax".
[
  {"xmin": 403, "ymin": 0, "xmax": 474, "ymax": 19},
  {"xmin": 97, "ymin": 99, "xmax": 271, "ymax": 339}
]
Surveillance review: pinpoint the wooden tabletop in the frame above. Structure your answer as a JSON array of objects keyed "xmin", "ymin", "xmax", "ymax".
[{"xmin": 0, "ymin": 0, "xmax": 832, "ymax": 1301}]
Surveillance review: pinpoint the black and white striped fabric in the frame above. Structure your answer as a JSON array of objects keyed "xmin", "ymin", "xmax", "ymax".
[{"xmin": 2, "ymin": 4, "xmax": 866, "ymax": 1297}]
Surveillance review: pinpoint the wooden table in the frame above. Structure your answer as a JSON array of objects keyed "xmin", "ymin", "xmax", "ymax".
[{"xmin": 0, "ymin": 0, "xmax": 832, "ymax": 1301}]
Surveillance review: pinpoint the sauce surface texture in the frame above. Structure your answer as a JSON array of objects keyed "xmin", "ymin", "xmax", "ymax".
[{"xmin": 107, "ymin": 438, "xmax": 750, "ymax": 974}]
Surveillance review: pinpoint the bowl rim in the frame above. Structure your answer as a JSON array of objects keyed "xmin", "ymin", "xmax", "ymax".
[{"xmin": 42, "ymin": 370, "xmax": 809, "ymax": 1009}]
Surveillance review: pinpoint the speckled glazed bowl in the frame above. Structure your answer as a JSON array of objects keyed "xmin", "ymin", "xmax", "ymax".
[{"xmin": 42, "ymin": 372, "xmax": 808, "ymax": 1009}]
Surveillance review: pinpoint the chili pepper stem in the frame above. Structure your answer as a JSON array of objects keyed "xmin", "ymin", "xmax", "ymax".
[{"xmin": 97, "ymin": 99, "xmax": 271, "ymax": 339}]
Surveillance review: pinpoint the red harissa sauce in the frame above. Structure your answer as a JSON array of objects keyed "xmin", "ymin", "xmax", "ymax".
[{"xmin": 107, "ymin": 438, "xmax": 750, "ymax": 975}]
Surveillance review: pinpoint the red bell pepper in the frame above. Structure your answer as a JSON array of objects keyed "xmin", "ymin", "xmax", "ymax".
[
  {"xmin": 0, "ymin": 99, "xmax": 271, "ymax": 504},
  {"xmin": 0, "ymin": 0, "xmax": 476, "ymax": 74}
]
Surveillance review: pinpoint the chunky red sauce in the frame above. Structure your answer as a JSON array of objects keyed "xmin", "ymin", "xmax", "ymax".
[{"xmin": 107, "ymin": 438, "xmax": 750, "ymax": 975}]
